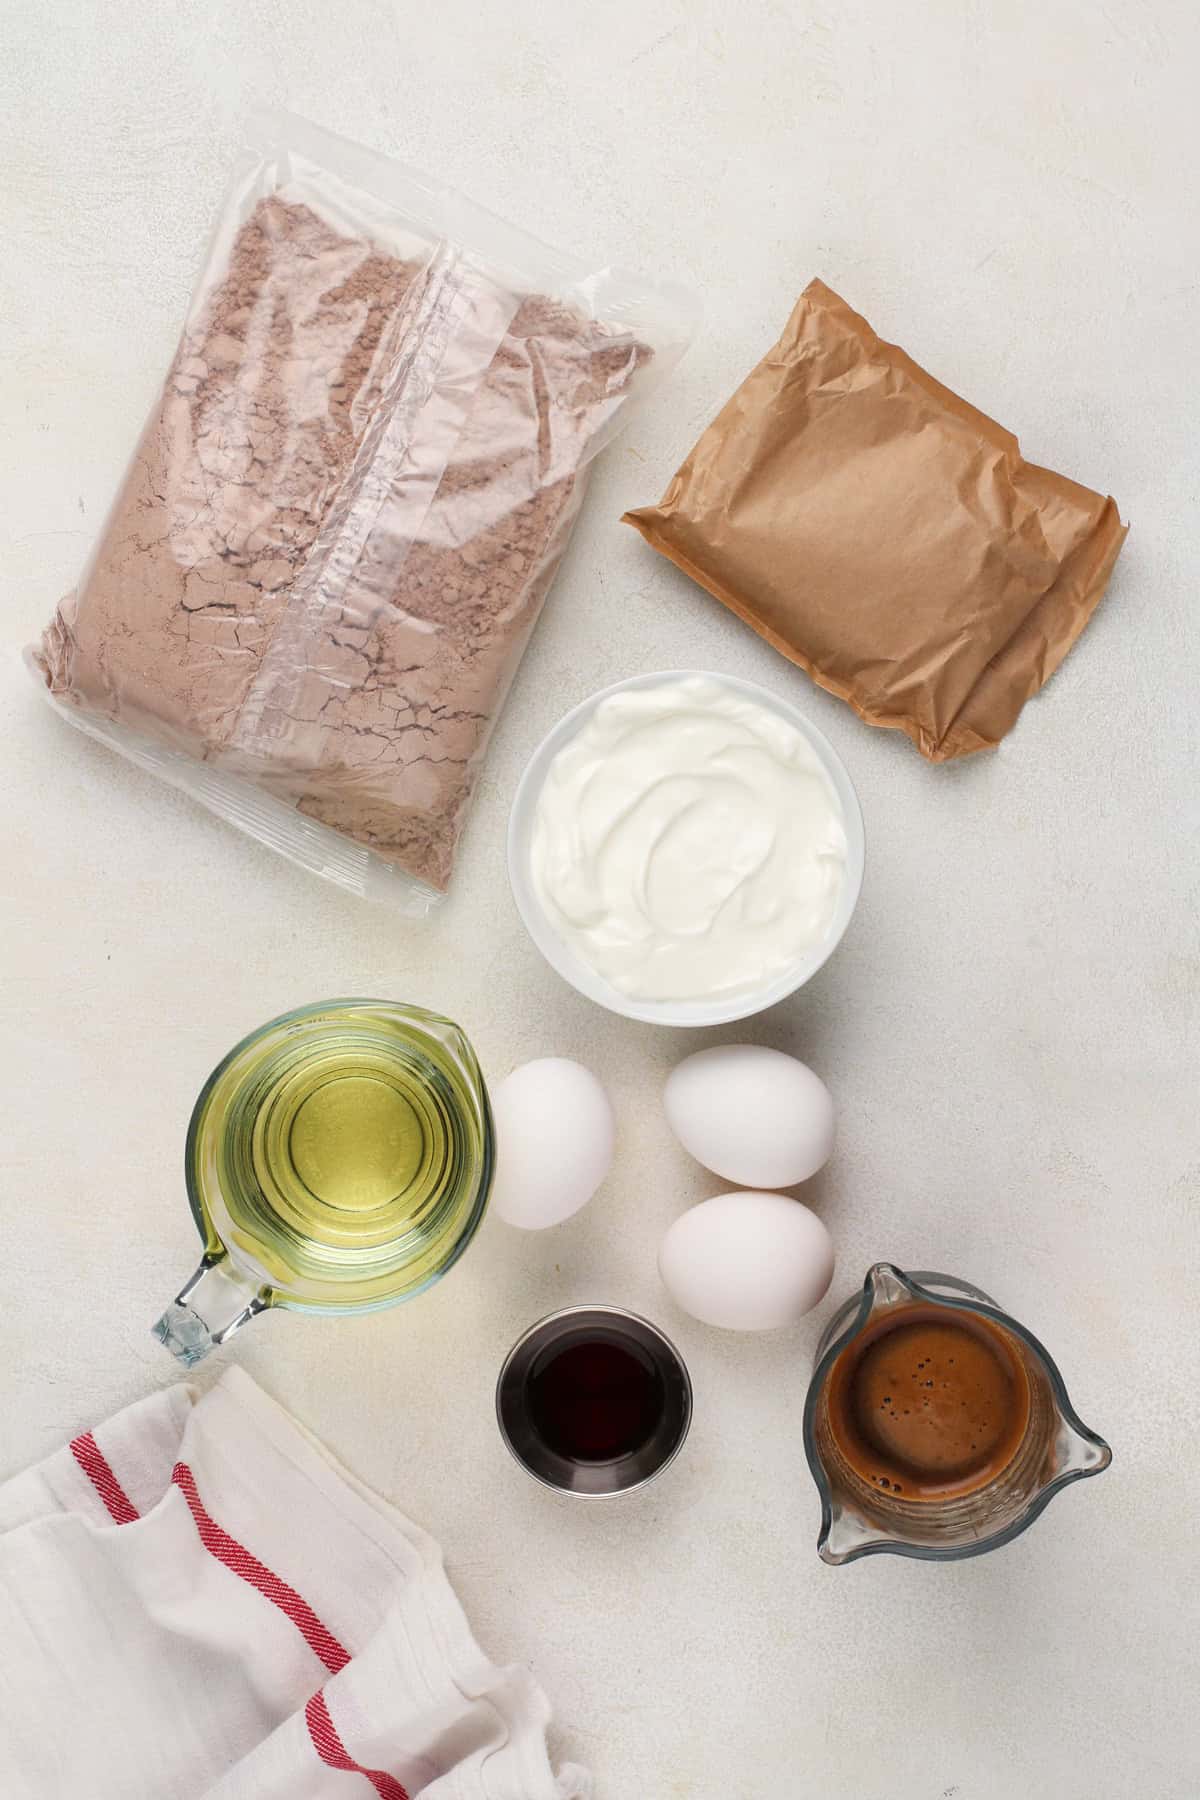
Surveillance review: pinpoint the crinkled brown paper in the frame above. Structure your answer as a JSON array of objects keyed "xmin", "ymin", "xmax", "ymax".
[{"xmin": 625, "ymin": 279, "xmax": 1127, "ymax": 760}]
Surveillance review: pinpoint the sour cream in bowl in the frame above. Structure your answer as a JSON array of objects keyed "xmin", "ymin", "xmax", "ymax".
[{"xmin": 508, "ymin": 672, "xmax": 864, "ymax": 1026}]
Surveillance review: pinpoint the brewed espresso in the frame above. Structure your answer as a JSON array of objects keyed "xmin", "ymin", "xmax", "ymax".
[{"xmin": 825, "ymin": 1304, "xmax": 1030, "ymax": 1500}]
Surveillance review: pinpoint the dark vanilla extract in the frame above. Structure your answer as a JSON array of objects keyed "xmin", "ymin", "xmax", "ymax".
[{"xmin": 527, "ymin": 1332, "xmax": 665, "ymax": 1462}]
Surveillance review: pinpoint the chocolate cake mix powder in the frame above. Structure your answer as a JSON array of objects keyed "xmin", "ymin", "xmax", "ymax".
[{"xmin": 37, "ymin": 195, "xmax": 647, "ymax": 891}]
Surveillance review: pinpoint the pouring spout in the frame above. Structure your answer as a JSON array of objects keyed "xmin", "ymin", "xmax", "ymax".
[
  {"xmin": 819, "ymin": 1505, "xmax": 886, "ymax": 1566},
  {"xmin": 862, "ymin": 1262, "xmax": 914, "ymax": 1311},
  {"xmin": 152, "ymin": 1257, "xmax": 267, "ymax": 1367},
  {"xmin": 1059, "ymin": 1414, "xmax": 1113, "ymax": 1478}
]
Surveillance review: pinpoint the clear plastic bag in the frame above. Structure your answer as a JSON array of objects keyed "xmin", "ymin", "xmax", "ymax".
[{"xmin": 30, "ymin": 109, "xmax": 696, "ymax": 911}]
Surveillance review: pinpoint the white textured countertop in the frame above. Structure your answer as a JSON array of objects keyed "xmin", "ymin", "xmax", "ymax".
[{"xmin": 2, "ymin": 4, "xmax": 1197, "ymax": 1795}]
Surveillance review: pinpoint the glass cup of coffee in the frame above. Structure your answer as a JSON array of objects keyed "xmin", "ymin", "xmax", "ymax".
[
  {"xmin": 803, "ymin": 1263, "xmax": 1111, "ymax": 1564},
  {"xmin": 496, "ymin": 1305, "xmax": 693, "ymax": 1496}
]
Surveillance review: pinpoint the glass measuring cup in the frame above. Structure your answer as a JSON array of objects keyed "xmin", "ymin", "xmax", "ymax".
[
  {"xmin": 153, "ymin": 999, "xmax": 493, "ymax": 1366},
  {"xmin": 803, "ymin": 1264, "xmax": 1111, "ymax": 1565}
]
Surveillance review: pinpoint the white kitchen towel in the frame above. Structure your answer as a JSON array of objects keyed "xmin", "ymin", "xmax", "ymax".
[{"xmin": 0, "ymin": 1367, "xmax": 589, "ymax": 1799}]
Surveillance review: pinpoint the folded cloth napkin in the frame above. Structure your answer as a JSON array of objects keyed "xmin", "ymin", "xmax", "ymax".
[{"xmin": 0, "ymin": 1368, "xmax": 589, "ymax": 1799}]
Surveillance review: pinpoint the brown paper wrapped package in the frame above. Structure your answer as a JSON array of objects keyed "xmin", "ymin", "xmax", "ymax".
[{"xmin": 625, "ymin": 280, "xmax": 1127, "ymax": 760}]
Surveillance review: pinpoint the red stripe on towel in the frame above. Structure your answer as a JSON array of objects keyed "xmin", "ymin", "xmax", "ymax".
[
  {"xmin": 70, "ymin": 1431, "xmax": 140, "ymax": 1524},
  {"xmin": 172, "ymin": 1461, "xmax": 410, "ymax": 1796},
  {"xmin": 171, "ymin": 1461, "xmax": 349, "ymax": 1673},
  {"xmin": 305, "ymin": 1691, "xmax": 411, "ymax": 1800}
]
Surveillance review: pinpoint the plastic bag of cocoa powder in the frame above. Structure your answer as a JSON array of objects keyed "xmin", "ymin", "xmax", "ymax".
[{"xmin": 30, "ymin": 110, "xmax": 696, "ymax": 910}]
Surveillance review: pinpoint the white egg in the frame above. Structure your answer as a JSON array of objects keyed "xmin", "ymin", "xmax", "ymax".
[
  {"xmin": 658, "ymin": 1190, "xmax": 834, "ymax": 1330},
  {"xmin": 664, "ymin": 1044, "xmax": 835, "ymax": 1188},
  {"xmin": 489, "ymin": 1058, "xmax": 615, "ymax": 1229}
]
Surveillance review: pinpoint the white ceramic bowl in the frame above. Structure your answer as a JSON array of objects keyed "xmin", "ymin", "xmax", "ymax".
[{"xmin": 507, "ymin": 670, "xmax": 865, "ymax": 1027}]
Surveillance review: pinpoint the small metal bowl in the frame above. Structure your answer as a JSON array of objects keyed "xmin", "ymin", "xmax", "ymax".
[{"xmin": 496, "ymin": 1304, "xmax": 693, "ymax": 1497}]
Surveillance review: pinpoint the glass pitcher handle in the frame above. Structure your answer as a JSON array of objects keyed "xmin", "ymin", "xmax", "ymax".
[{"xmin": 151, "ymin": 1256, "xmax": 268, "ymax": 1368}]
